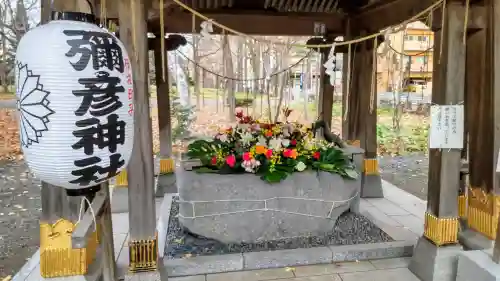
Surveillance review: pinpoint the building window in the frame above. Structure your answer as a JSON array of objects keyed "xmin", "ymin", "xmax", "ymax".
[
  {"xmin": 414, "ymin": 56, "xmax": 429, "ymax": 64},
  {"xmin": 417, "ymin": 35, "xmax": 428, "ymax": 42},
  {"xmin": 404, "ymin": 35, "xmax": 414, "ymax": 41}
]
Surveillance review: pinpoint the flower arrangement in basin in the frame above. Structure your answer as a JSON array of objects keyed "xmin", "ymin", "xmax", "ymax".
[{"xmin": 186, "ymin": 110, "xmax": 358, "ymax": 183}]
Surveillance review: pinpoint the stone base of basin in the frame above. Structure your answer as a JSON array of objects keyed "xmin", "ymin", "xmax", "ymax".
[{"xmin": 176, "ymin": 167, "xmax": 361, "ymax": 243}]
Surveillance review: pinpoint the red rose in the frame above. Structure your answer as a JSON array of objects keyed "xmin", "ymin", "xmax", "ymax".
[
  {"xmin": 283, "ymin": 149, "xmax": 292, "ymax": 158},
  {"xmin": 313, "ymin": 151, "xmax": 320, "ymax": 160},
  {"xmin": 235, "ymin": 110, "xmax": 243, "ymax": 118},
  {"xmin": 211, "ymin": 156, "xmax": 217, "ymax": 165},
  {"xmin": 243, "ymin": 152, "xmax": 252, "ymax": 161},
  {"xmin": 226, "ymin": 154, "xmax": 236, "ymax": 167},
  {"xmin": 265, "ymin": 149, "xmax": 273, "ymax": 159},
  {"xmin": 290, "ymin": 139, "xmax": 297, "ymax": 146}
]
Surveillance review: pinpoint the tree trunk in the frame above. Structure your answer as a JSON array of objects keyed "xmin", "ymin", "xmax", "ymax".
[
  {"xmin": 222, "ymin": 34, "xmax": 235, "ymax": 120},
  {"xmin": 193, "ymin": 34, "xmax": 200, "ymax": 108}
]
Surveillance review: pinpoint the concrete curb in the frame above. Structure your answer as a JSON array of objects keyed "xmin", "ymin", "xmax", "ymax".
[{"xmin": 158, "ymin": 194, "xmax": 416, "ymax": 278}]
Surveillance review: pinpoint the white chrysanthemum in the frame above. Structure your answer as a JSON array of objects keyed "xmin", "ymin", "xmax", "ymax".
[
  {"xmin": 240, "ymin": 132, "xmax": 254, "ymax": 146},
  {"xmin": 257, "ymin": 136, "xmax": 267, "ymax": 146},
  {"xmin": 269, "ymin": 138, "xmax": 283, "ymax": 151},
  {"xmin": 295, "ymin": 161, "xmax": 307, "ymax": 172},
  {"xmin": 282, "ymin": 139, "xmax": 290, "ymax": 147}
]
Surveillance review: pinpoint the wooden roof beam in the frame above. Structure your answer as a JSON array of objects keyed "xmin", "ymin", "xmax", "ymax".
[
  {"xmin": 350, "ymin": 0, "xmax": 436, "ymax": 33},
  {"xmin": 430, "ymin": 4, "xmax": 485, "ymax": 30},
  {"xmin": 351, "ymin": 0, "xmax": 485, "ymax": 33},
  {"xmin": 148, "ymin": 11, "xmax": 345, "ymax": 35}
]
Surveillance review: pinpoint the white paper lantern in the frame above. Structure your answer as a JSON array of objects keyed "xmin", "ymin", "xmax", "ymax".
[{"xmin": 15, "ymin": 15, "xmax": 134, "ymax": 190}]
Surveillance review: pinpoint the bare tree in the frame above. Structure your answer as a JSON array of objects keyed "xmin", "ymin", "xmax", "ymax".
[
  {"xmin": 0, "ymin": 0, "xmax": 38, "ymax": 90},
  {"xmin": 222, "ymin": 33, "xmax": 235, "ymax": 121}
]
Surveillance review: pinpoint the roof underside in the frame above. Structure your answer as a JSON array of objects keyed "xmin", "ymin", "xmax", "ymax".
[
  {"xmin": 172, "ymin": 0, "xmax": 389, "ymax": 14},
  {"xmin": 97, "ymin": 0, "xmax": 436, "ymax": 36},
  {"xmin": 179, "ymin": 0, "xmax": 377, "ymax": 13}
]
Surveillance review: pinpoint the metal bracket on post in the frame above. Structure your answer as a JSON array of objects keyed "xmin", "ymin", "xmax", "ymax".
[{"xmin": 71, "ymin": 183, "xmax": 116, "ymax": 281}]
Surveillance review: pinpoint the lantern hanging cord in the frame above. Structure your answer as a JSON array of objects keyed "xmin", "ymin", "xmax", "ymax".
[
  {"xmin": 171, "ymin": 0, "xmax": 444, "ymax": 49},
  {"xmin": 176, "ymin": 49, "xmax": 313, "ymax": 81},
  {"xmin": 76, "ymin": 196, "xmax": 97, "ymax": 232}
]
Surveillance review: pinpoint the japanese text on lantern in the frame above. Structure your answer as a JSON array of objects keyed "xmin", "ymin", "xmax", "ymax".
[
  {"xmin": 124, "ymin": 58, "xmax": 134, "ymax": 116},
  {"xmin": 429, "ymin": 105, "xmax": 464, "ymax": 149},
  {"xmin": 64, "ymin": 30, "xmax": 127, "ymax": 186}
]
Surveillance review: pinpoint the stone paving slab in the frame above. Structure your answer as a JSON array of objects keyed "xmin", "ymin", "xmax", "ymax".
[
  {"xmin": 164, "ymin": 253, "xmax": 244, "ymax": 277},
  {"xmin": 169, "ymin": 257, "xmax": 416, "ymax": 281},
  {"xmin": 339, "ymin": 267, "xmax": 420, "ymax": 281},
  {"xmin": 243, "ymin": 247, "xmax": 333, "ymax": 270}
]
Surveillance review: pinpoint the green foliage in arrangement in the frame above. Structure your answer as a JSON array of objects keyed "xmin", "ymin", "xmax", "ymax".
[{"xmin": 186, "ymin": 111, "xmax": 358, "ymax": 183}]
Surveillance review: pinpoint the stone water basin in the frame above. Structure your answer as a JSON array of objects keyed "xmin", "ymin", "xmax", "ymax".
[{"xmin": 176, "ymin": 167, "xmax": 361, "ymax": 243}]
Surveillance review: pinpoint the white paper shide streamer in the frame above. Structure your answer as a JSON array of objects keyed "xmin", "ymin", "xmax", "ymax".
[
  {"xmin": 15, "ymin": 19, "xmax": 134, "ymax": 190},
  {"xmin": 323, "ymin": 43, "xmax": 336, "ymax": 86},
  {"xmin": 167, "ymin": 51, "xmax": 190, "ymax": 106},
  {"xmin": 200, "ymin": 20, "xmax": 213, "ymax": 38}
]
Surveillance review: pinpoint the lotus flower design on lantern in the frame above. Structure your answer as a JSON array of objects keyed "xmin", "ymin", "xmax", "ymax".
[{"xmin": 15, "ymin": 62, "xmax": 54, "ymax": 148}]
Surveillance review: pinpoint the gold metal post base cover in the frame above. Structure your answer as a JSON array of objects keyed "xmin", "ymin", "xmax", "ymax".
[
  {"xmin": 159, "ymin": 158, "xmax": 175, "ymax": 174},
  {"xmin": 128, "ymin": 233, "xmax": 158, "ymax": 272},
  {"xmin": 458, "ymin": 195, "xmax": 467, "ymax": 218},
  {"xmin": 39, "ymin": 219, "xmax": 100, "ymax": 278},
  {"xmin": 467, "ymin": 189, "xmax": 500, "ymax": 239},
  {"xmin": 364, "ymin": 159, "xmax": 379, "ymax": 175},
  {"xmin": 423, "ymin": 212, "xmax": 459, "ymax": 246},
  {"xmin": 114, "ymin": 169, "xmax": 128, "ymax": 187}
]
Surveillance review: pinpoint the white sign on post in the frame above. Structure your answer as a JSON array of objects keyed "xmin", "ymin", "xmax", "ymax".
[{"xmin": 429, "ymin": 105, "xmax": 464, "ymax": 149}]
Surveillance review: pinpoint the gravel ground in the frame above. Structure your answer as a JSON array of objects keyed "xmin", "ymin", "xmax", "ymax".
[
  {"xmin": 379, "ymin": 153, "xmax": 428, "ymax": 200},
  {"xmin": 165, "ymin": 197, "xmax": 393, "ymax": 259},
  {"xmin": 0, "ymin": 160, "xmax": 41, "ymax": 277}
]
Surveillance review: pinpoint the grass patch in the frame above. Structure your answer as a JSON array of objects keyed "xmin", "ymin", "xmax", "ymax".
[{"xmin": 0, "ymin": 92, "xmax": 14, "ymax": 100}]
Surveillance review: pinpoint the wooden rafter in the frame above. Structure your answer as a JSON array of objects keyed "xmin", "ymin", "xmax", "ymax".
[
  {"xmin": 148, "ymin": 10, "xmax": 345, "ymax": 35},
  {"xmin": 351, "ymin": 0, "xmax": 436, "ymax": 32}
]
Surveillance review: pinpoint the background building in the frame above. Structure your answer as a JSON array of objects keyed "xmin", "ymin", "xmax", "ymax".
[{"xmin": 377, "ymin": 21, "xmax": 433, "ymax": 96}]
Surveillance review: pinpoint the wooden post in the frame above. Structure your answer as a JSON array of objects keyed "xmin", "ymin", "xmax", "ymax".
[
  {"xmin": 409, "ymin": 3, "xmax": 465, "ymax": 280},
  {"xmin": 493, "ymin": 150, "xmax": 500, "ymax": 263},
  {"xmin": 153, "ymin": 38, "xmax": 175, "ymax": 175},
  {"xmin": 463, "ymin": 28, "xmax": 486, "ymax": 222},
  {"xmin": 423, "ymin": 5, "xmax": 464, "ymax": 247},
  {"xmin": 319, "ymin": 47, "xmax": 334, "ymax": 129},
  {"xmin": 341, "ymin": 21, "xmax": 352, "ymax": 140},
  {"xmin": 342, "ymin": 32, "xmax": 383, "ymax": 198},
  {"xmin": 466, "ymin": 0, "xmax": 500, "ymax": 240},
  {"xmin": 118, "ymin": 0, "xmax": 158, "ymax": 273},
  {"xmin": 38, "ymin": 0, "xmax": 100, "ymax": 278}
]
